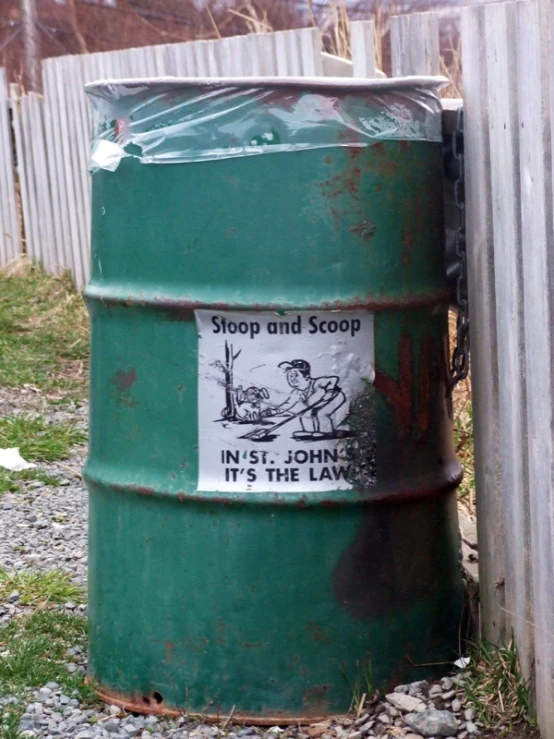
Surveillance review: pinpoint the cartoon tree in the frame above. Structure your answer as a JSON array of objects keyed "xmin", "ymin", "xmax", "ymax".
[{"xmin": 211, "ymin": 341, "xmax": 241, "ymax": 420}]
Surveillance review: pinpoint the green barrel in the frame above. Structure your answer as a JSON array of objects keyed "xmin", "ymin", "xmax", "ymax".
[{"xmin": 84, "ymin": 78, "xmax": 464, "ymax": 723}]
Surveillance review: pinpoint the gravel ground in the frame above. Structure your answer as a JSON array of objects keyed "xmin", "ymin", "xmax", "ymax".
[
  {"xmin": 6, "ymin": 676, "xmax": 484, "ymax": 739},
  {"xmin": 0, "ymin": 389, "xmax": 491, "ymax": 739}
]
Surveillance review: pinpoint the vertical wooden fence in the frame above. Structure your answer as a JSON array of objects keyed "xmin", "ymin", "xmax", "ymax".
[
  {"xmin": 0, "ymin": 69, "xmax": 21, "ymax": 265},
  {"xmin": 462, "ymin": 1, "xmax": 554, "ymax": 736}
]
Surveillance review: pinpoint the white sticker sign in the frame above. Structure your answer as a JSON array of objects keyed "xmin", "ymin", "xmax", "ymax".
[{"xmin": 196, "ymin": 310, "xmax": 375, "ymax": 493}]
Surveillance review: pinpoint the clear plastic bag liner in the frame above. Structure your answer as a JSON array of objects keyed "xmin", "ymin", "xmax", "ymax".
[{"xmin": 86, "ymin": 77, "xmax": 447, "ymax": 170}]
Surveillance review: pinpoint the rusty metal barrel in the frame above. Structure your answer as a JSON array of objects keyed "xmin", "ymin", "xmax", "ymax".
[{"xmin": 84, "ymin": 77, "xmax": 464, "ymax": 723}]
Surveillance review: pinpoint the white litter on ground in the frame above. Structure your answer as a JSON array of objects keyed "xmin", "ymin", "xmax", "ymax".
[{"xmin": 0, "ymin": 447, "xmax": 36, "ymax": 472}]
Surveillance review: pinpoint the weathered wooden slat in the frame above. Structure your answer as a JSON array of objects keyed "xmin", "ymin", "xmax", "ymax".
[
  {"xmin": 19, "ymin": 92, "xmax": 41, "ymax": 265},
  {"xmin": 460, "ymin": 2, "xmax": 506, "ymax": 647},
  {"xmin": 55, "ymin": 58, "xmax": 84, "ymax": 286},
  {"xmin": 42, "ymin": 59, "xmax": 67, "ymax": 272},
  {"xmin": 61, "ymin": 55, "xmax": 87, "ymax": 287},
  {"xmin": 390, "ymin": 12, "xmax": 440, "ymax": 77},
  {"xmin": 516, "ymin": 1, "xmax": 554, "ymax": 735},
  {"xmin": 0, "ymin": 68, "xmax": 21, "ymax": 264},
  {"xmin": 350, "ymin": 20, "xmax": 376, "ymax": 78},
  {"xmin": 9, "ymin": 84, "xmax": 36, "ymax": 265},
  {"xmin": 298, "ymin": 27, "xmax": 324, "ymax": 75},
  {"xmin": 27, "ymin": 93, "xmax": 56, "ymax": 272},
  {"xmin": 483, "ymin": 0, "xmax": 533, "ymax": 678}
]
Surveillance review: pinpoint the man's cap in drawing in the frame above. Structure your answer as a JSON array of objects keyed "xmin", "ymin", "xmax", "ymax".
[{"xmin": 278, "ymin": 359, "xmax": 311, "ymax": 375}]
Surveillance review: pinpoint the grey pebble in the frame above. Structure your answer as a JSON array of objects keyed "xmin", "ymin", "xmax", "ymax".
[
  {"xmin": 451, "ymin": 700, "xmax": 462, "ymax": 713},
  {"xmin": 405, "ymin": 710, "xmax": 458, "ymax": 737},
  {"xmin": 464, "ymin": 709, "xmax": 475, "ymax": 722},
  {"xmin": 358, "ymin": 720, "xmax": 374, "ymax": 735},
  {"xmin": 466, "ymin": 722, "xmax": 478, "ymax": 735}
]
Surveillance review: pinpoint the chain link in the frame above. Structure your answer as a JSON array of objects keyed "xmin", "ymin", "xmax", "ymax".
[{"xmin": 449, "ymin": 107, "xmax": 470, "ymax": 389}]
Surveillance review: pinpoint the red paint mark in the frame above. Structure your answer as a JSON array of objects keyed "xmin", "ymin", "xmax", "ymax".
[
  {"xmin": 374, "ymin": 335, "xmax": 413, "ymax": 437},
  {"xmin": 371, "ymin": 141, "xmax": 386, "ymax": 157},
  {"xmin": 306, "ymin": 623, "xmax": 331, "ymax": 643},
  {"xmin": 114, "ymin": 119, "xmax": 128, "ymax": 140},
  {"xmin": 378, "ymin": 158, "xmax": 397, "ymax": 177},
  {"xmin": 348, "ymin": 145, "xmax": 364, "ymax": 160},
  {"xmin": 131, "ymin": 485, "xmax": 155, "ymax": 496},
  {"xmin": 165, "ymin": 641, "xmax": 174, "ymax": 662},
  {"xmin": 242, "ymin": 642, "xmax": 262, "ymax": 649},
  {"xmin": 112, "ymin": 368, "xmax": 136, "ymax": 391},
  {"xmin": 416, "ymin": 334, "xmax": 432, "ymax": 439},
  {"xmin": 399, "ymin": 139, "xmax": 410, "ymax": 152},
  {"xmin": 303, "ymin": 685, "xmax": 329, "ymax": 711},
  {"xmin": 316, "ymin": 165, "xmax": 361, "ymax": 201},
  {"xmin": 318, "ymin": 499, "xmax": 341, "ymax": 508},
  {"xmin": 374, "ymin": 334, "xmax": 441, "ymax": 441}
]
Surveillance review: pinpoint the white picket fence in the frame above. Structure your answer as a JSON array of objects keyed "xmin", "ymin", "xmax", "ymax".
[{"xmin": 4, "ymin": 7, "xmax": 554, "ymax": 737}]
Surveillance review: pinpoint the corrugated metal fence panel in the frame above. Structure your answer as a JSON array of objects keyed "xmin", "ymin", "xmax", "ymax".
[{"xmin": 0, "ymin": 69, "xmax": 21, "ymax": 265}]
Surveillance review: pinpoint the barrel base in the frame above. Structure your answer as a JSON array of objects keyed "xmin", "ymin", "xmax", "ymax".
[{"xmin": 95, "ymin": 686, "xmax": 334, "ymax": 726}]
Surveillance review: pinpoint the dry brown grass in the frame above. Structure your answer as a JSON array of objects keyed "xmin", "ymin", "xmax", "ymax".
[{"xmin": 222, "ymin": 0, "xmax": 462, "ymax": 94}]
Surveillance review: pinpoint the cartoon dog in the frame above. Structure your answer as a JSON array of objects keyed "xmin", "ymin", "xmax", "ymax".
[{"xmin": 234, "ymin": 385, "xmax": 271, "ymax": 422}]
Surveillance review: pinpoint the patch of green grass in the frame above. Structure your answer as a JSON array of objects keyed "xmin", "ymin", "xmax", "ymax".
[
  {"xmin": 0, "ymin": 469, "xmax": 62, "ymax": 496},
  {"xmin": 462, "ymin": 638, "xmax": 535, "ymax": 730},
  {"xmin": 0, "ymin": 569, "xmax": 83, "ymax": 607},
  {"xmin": 0, "ymin": 414, "xmax": 86, "ymax": 462},
  {"xmin": 0, "ymin": 261, "xmax": 88, "ymax": 400},
  {"xmin": 0, "ymin": 610, "xmax": 98, "ymax": 739},
  {"xmin": 0, "ymin": 413, "xmax": 83, "ymax": 497}
]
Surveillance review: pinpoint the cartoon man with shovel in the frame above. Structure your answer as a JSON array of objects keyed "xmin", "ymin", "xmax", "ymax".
[{"xmin": 241, "ymin": 359, "xmax": 347, "ymax": 442}]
